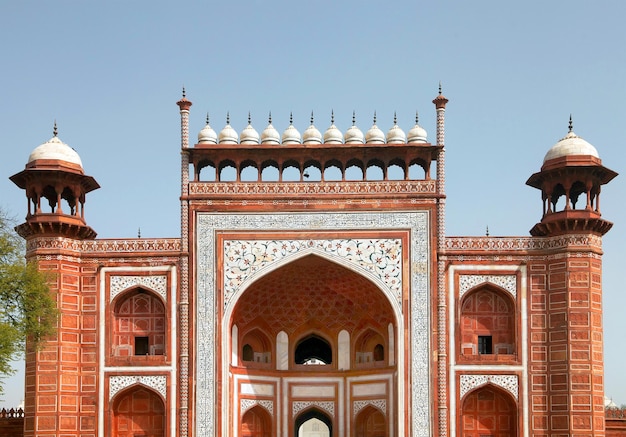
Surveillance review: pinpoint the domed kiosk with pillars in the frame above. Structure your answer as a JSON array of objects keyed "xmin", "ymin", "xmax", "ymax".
[{"xmin": 8, "ymin": 89, "xmax": 618, "ymax": 437}]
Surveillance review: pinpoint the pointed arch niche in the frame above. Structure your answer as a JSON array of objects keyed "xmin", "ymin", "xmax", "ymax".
[
  {"xmin": 460, "ymin": 384, "xmax": 518, "ymax": 437},
  {"xmin": 110, "ymin": 385, "xmax": 166, "ymax": 437},
  {"xmin": 195, "ymin": 211, "xmax": 430, "ymax": 437}
]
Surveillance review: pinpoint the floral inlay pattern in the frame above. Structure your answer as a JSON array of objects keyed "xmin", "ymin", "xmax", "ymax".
[
  {"xmin": 459, "ymin": 374, "xmax": 518, "ymax": 400},
  {"xmin": 292, "ymin": 401, "xmax": 335, "ymax": 417},
  {"xmin": 458, "ymin": 275, "xmax": 516, "ymax": 299},
  {"xmin": 110, "ymin": 275, "xmax": 168, "ymax": 302},
  {"xmin": 353, "ymin": 399, "xmax": 387, "ymax": 417},
  {"xmin": 109, "ymin": 375, "xmax": 167, "ymax": 400},
  {"xmin": 223, "ymin": 239, "xmax": 402, "ymax": 308}
]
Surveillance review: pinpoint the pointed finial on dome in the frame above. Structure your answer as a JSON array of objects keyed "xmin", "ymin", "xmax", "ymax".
[
  {"xmin": 53, "ymin": 120, "xmax": 58, "ymax": 137},
  {"xmin": 568, "ymin": 114, "xmax": 573, "ymax": 133},
  {"xmin": 268, "ymin": 111, "xmax": 272, "ymax": 124},
  {"xmin": 415, "ymin": 111, "xmax": 419, "ymax": 124},
  {"xmin": 331, "ymin": 110, "xmax": 335, "ymax": 124},
  {"xmin": 226, "ymin": 111, "xmax": 230, "ymax": 125},
  {"xmin": 393, "ymin": 111, "xmax": 397, "ymax": 125},
  {"xmin": 290, "ymin": 111, "xmax": 293, "ymax": 125},
  {"xmin": 248, "ymin": 111, "xmax": 251, "ymax": 125},
  {"xmin": 373, "ymin": 111, "xmax": 377, "ymax": 124},
  {"xmin": 438, "ymin": 81, "xmax": 442, "ymax": 95},
  {"xmin": 486, "ymin": 225, "xmax": 490, "ymax": 237},
  {"xmin": 352, "ymin": 111, "xmax": 356, "ymax": 126},
  {"xmin": 182, "ymin": 86, "xmax": 186, "ymax": 98},
  {"xmin": 310, "ymin": 111, "xmax": 314, "ymax": 125},
  {"xmin": 138, "ymin": 227, "xmax": 141, "ymax": 238},
  {"xmin": 206, "ymin": 113, "xmax": 209, "ymax": 124}
]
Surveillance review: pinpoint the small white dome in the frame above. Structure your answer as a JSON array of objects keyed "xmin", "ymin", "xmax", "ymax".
[
  {"xmin": 197, "ymin": 114, "xmax": 217, "ymax": 144},
  {"xmin": 365, "ymin": 112, "xmax": 385, "ymax": 144},
  {"xmin": 28, "ymin": 129, "xmax": 83, "ymax": 168},
  {"xmin": 407, "ymin": 112, "xmax": 428, "ymax": 143},
  {"xmin": 323, "ymin": 111, "xmax": 343, "ymax": 144},
  {"xmin": 544, "ymin": 130, "xmax": 599, "ymax": 163},
  {"xmin": 303, "ymin": 112, "xmax": 322, "ymax": 144},
  {"xmin": 218, "ymin": 113, "xmax": 239, "ymax": 144},
  {"xmin": 281, "ymin": 113, "xmax": 302, "ymax": 144},
  {"xmin": 386, "ymin": 113, "xmax": 406, "ymax": 144},
  {"xmin": 344, "ymin": 112, "xmax": 364, "ymax": 144},
  {"xmin": 261, "ymin": 114, "xmax": 280, "ymax": 144},
  {"xmin": 240, "ymin": 113, "xmax": 260, "ymax": 145}
]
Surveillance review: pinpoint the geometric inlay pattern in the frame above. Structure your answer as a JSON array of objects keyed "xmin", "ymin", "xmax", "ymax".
[
  {"xmin": 195, "ymin": 211, "xmax": 430, "ymax": 437},
  {"xmin": 353, "ymin": 399, "xmax": 387, "ymax": 417},
  {"xmin": 223, "ymin": 239, "xmax": 402, "ymax": 308},
  {"xmin": 109, "ymin": 275, "xmax": 168, "ymax": 302},
  {"xmin": 458, "ymin": 275, "xmax": 517, "ymax": 299},
  {"xmin": 109, "ymin": 375, "xmax": 167, "ymax": 400},
  {"xmin": 293, "ymin": 401, "xmax": 335, "ymax": 417},
  {"xmin": 459, "ymin": 374, "xmax": 518, "ymax": 400},
  {"xmin": 241, "ymin": 399, "xmax": 274, "ymax": 417}
]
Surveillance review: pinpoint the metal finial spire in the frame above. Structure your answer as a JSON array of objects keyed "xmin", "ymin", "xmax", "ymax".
[
  {"xmin": 352, "ymin": 110, "xmax": 356, "ymax": 126},
  {"xmin": 206, "ymin": 113, "xmax": 210, "ymax": 124},
  {"xmin": 53, "ymin": 120, "xmax": 58, "ymax": 137},
  {"xmin": 268, "ymin": 111, "xmax": 273, "ymax": 125},
  {"xmin": 415, "ymin": 111, "xmax": 419, "ymax": 124},
  {"xmin": 138, "ymin": 227, "xmax": 141, "ymax": 238},
  {"xmin": 290, "ymin": 111, "xmax": 293, "ymax": 125},
  {"xmin": 486, "ymin": 226, "xmax": 489, "ymax": 237},
  {"xmin": 331, "ymin": 110, "xmax": 335, "ymax": 124},
  {"xmin": 310, "ymin": 111, "xmax": 314, "ymax": 125},
  {"xmin": 248, "ymin": 111, "xmax": 251, "ymax": 125},
  {"xmin": 373, "ymin": 111, "xmax": 377, "ymax": 125},
  {"xmin": 393, "ymin": 111, "xmax": 397, "ymax": 125},
  {"xmin": 438, "ymin": 81, "xmax": 442, "ymax": 95},
  {"xmin": 568, "ymin": 114, "xmax": 573, "ymax": 133},
  {"xmin": 182, "ymin": 86, "xmax": 186, "ymax": 98},
  {"xmin": 226, "ymin": 111, "xmax": 230, "ymax": 125}
]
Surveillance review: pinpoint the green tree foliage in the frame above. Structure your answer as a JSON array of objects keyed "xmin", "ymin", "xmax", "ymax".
[{"xmin": 0, "ymin": 210, "xmax": 58, "ymax": 394}]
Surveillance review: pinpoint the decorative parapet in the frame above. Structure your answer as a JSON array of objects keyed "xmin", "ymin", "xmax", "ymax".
[
  {"xmin": 189, "ymin": 180, "xmax": 437, "ymax": 197},
  {"xmin": 445, "ymin": 234, "xmax": 602, "ymax": 252},
  {"xmin": 26, "ymin": 237, "xmax": 181, "ymax": 254}
]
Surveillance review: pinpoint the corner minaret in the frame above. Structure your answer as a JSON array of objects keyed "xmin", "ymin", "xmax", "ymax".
[
  {"xmin": 526, "ymin": 117, "xmax": 617, "ymax": 236},
  {"xmin": 10, "ymin": 123, "xmax": 99, "ymax": 239}
]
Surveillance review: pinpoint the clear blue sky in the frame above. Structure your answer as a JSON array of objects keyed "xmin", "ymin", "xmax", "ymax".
[{"xmin": 1, "ymin": 1, "xmax": 625, "ymax": 408}]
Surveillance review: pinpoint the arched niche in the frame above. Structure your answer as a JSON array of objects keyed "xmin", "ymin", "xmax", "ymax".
[
  {"xmin": 461, "ymin": 385, "xmax": 517, "ymax": 437},
  {"xmin": 355, "ymin": 405, "xmax": 386, "ymax": 437},
  {"xmin": 111, "ymin": 287, "xmax": 166, "ymax": 357},
  {"xmin": 295, "ymin": 408, "xmax": 332, "ymax": 437},
  {"xmin": 111, "ymin": 386, "xmax": 165, "ymax": 437},
  {"xmin": 241, "ymin": 405, "xmax": 272, "ymax": 437}
]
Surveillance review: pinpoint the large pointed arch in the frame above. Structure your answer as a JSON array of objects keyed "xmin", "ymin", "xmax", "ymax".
[
  {"xmin": 460, "ymin": 384, "xmax": 518, "ymax": 437},
  {"xmin": 111, "ymin": 385, "xmax": 166, "ymax": 437}
]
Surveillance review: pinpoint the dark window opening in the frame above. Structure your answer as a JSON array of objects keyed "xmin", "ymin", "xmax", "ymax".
[
  {"xmin": 295, "ymin": 335, "xmax": 332, "ymax": 365},
  {"xmin": 478, "ymin": 336, "xmax": 492, "ymax": 355},
  {"xmin": 374, "ymin": 344, "xmax": 384, "ymax": 361},
  {"xmin": 135, "ymin": 336, "xmax": 149, "ymax": 355},
  {"xmin": 242, "ymin": 344, "xmax": 254, "ymax": 361}
]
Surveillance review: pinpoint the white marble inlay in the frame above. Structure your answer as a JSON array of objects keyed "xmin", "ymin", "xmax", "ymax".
[
  {"xmin": 353, "ymin": 399, "xmax": 387, "ymax": 417},
  {"xmin": 459, "ymin": 374, "xmax": 518, "ymax": 400},
  {"xmin": 459, "ymin": 274, "xmax": 517, "ymax": 299},
  {"xmin": 110, "ymin": 275, "xmax": 168, "ymax": 302},
  {"xmin": 292, "ymin": 401, "xmax": 335, "ymax": 417},
  {"xmin": 109, "ymin": 375, "xmax": 167, "ymax": 400}
]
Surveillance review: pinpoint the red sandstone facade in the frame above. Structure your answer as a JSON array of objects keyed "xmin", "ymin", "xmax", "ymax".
[{"xmin": 7, "ymin": 90, "xmax": 617, "ymax": 436}]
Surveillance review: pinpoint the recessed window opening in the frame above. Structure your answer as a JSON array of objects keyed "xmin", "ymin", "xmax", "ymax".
[
  {"xmin": 478, "ymin": 335, "xmax": 493, "ymax": 355},
  {"xmin": 135, "ymin": 336, "xmax": 149, "ymax": 355},
  {"xmin": 295, "ymin": 335, "xmax": 332, "ymax": 365}
]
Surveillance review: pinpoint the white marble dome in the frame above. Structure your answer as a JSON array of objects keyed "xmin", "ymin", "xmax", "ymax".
[
  {"xmin": 282, "ymin": 114, "xmax": 302, "ymax": 144},
  {"xmin": 365, "ymin": 113, "xmax": 385, "ymax": 144},
  {"xmin": 407, "ymin": 113, "xmax": 428, "ymax": 143},
  {"xmin": 386, "ymin": 113, "xmax": 406, "ymax": 144},
  {"xmin": 261, "ymin": 114, "xmax": 280, "ymax": 144},
  {"xmin": 344, "ymin": 113, "xmax": 364, "ymax": 144},
  {"xmin": 543, "ymin": 130, "xmax": 599, "ymax": 163},
  {"xmin": 323, "ymin": 112, "xmax": 343, "ymax": 144},
  {"xmin": 218, "ymin": 114, "xmax": 239, "ymax": 144},
  {"xmin": 28, "ymin": 133, "xmax": 83, "ymax": 168},
  {"xmin": 303, "ymin": 113, "xmax": 322, "ymax": 145},
  {"xmin": 240, "ymin": 114, "xmax": 260, "ymax": 145},
  {"xmin": 198, "ymin": 115, "xmax": 218, "ymax": 144}
]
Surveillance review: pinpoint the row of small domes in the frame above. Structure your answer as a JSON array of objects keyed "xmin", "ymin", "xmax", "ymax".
[{"xmin": 197, "ymin": 112, "xmax": 429, "ymax": 145}]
